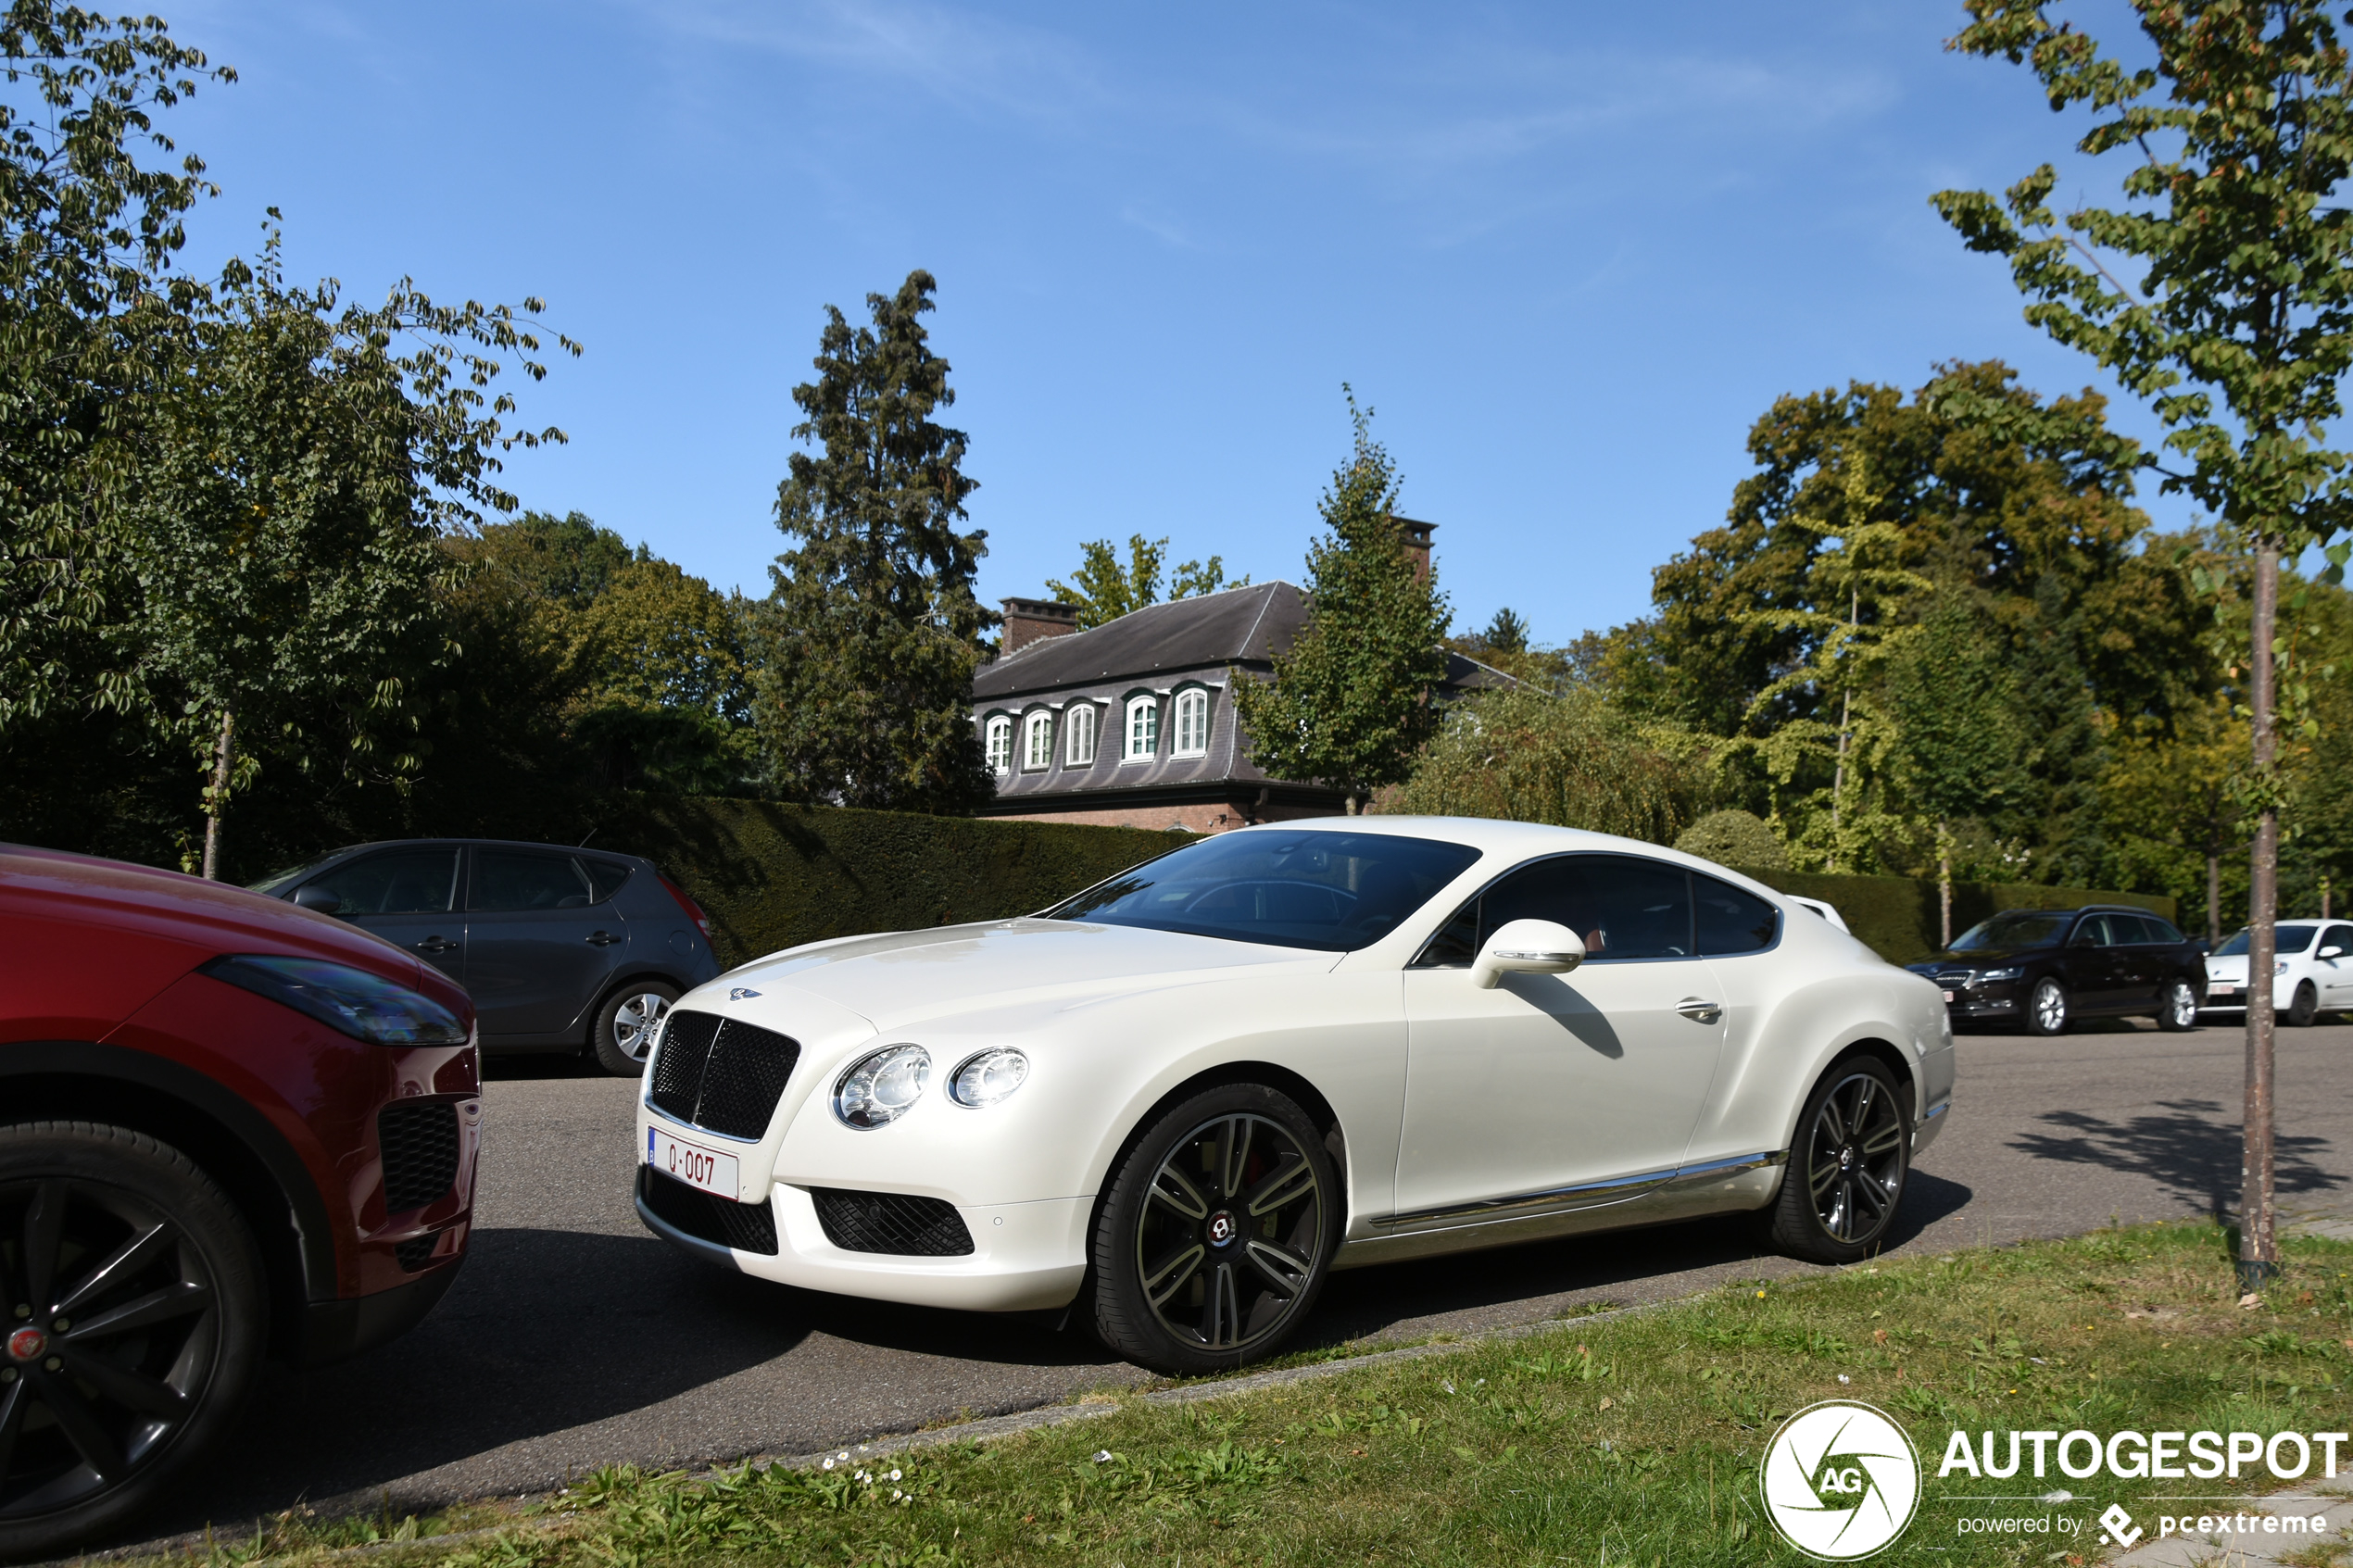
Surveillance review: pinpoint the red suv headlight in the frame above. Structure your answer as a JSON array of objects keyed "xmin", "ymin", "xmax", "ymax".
[{"xmin": 200, "ymin": 954, "xmax": 469, "ymax": 1046}]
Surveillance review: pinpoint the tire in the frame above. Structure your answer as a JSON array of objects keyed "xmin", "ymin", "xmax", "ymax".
[
  {"xmin": 0, "ymin": 1122, "xmax": 266, "ymax": 1560},
  {"xmin": 2027, "ymin": 977, "xmax": 2070, "ymax": 1036},
  {"xmin": 591, "ymin": 981, "xmax": 680, "ymax": 1075},
  {"xmin": 1089, "ymin": 1084, "xmax": 1339, "ymax": 1377},
  {"xmin": 2156, "ymin": 977, "xmax": 2201, "ymax": 1033},
  {"xmin": 2286, "ymin": 981, "xmax": 2319, "ymax": 1029},
  {"xmin": 1765, "ymin": 1056, "xmax": 1912, "ymax": 1265}
]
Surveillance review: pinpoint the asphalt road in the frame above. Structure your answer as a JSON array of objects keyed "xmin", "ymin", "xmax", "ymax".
[{"xmin": 143, "ymin": 1016, "xmax": 2351, "ymax": 1539}]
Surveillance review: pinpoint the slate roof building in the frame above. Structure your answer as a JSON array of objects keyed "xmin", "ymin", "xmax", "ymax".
[{"xmin": 970, "ymin": 524, "xmax": 1511, "ymax": 832}]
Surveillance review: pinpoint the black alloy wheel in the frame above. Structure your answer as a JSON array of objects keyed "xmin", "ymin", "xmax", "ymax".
[
  {"xmin": 1090, "ymin": 1084, "xmax": 1338, "ymax": 1376},
  {"xmin": 591, "ymin": 981, "xmax": 679, "ymax": 1076},
  {"xmin": 0, "ymin": 1123, "xmax": 265, "ymax": 1560},
  {"xmin": 2027, "ymin": 977, "xmax": 2070, "ymax": 1036},
  {"xmin": 2287, "ymin": 981, "xmax": 2320, "ymax": 1029},
  {"xmin": 2157, "ymin": 978, "xmax": 2201, "ymax": 1033},
  {"xmin": 1765, "ymin": 1056, "xmax": 1911, "ymax": 1265}
]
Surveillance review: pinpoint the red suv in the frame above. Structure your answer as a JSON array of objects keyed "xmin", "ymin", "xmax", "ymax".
[{"xmin": 0, "ymin": 846, "xmax": 482, "ymax": 1557}]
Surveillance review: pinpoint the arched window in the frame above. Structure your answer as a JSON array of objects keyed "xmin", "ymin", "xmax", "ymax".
[
  {"xmin": 984, "ymin": 715, "xmax": 1013, "ymax": 775},
  {"xmin": 1124, "ymin": 696, "xmax": 1158, "ymax": 761},
  {"xmin": 1065, "ymin": 702, "xmax": 1098, "ymax": 766},
  {"xmin": 1023, "ymin": 710, "xmax": 1054, "ymax": 771},
  {"xmin": 1171, "ymin": 688, "xmax": 1209, "ymax": 758}
]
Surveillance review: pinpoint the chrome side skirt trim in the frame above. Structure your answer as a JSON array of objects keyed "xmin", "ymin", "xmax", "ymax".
[{"xmin": 1367, "ymin": 1149, "xmax": 1787, "ymax": 1231}]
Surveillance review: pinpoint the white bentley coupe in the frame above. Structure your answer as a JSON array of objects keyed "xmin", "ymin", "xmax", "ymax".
[{"xmin": 633, "ymin": 819, "xmax": 1955, "ymax": 1374}]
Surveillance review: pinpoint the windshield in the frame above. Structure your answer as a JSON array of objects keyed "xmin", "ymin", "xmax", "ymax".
[
  {"xmin": 2215, "ymin": 924, "xmax": 2318, "ymax": 957},
  {"xmin": 1045, "ymin": 831, "xmax": 1482, "ymax": 952},
  {"xmin": 1950, "ymin": 911, "xmax": 2071, "ymax": 952},
  {"xmin": 246, "ymin": 851, "xmax": 344, "ymax": 897}
]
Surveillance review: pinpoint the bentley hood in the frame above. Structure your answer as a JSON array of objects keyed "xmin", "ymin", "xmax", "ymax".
[{"xmin": 721, "ymin": 918, "xmax": 1337, "ymax": 1035}]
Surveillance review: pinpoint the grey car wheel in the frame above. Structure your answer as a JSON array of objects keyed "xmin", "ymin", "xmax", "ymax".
[
  {"xmin": 2157, "ymin": 978, "xmax": 2200, "ymax": 1032},
  {"xmin": 2028, "ymin": 977, "xmax": 2069, "ymax": 1036},
  {"xmin": 591, "ymin": 983, "xmax": 678, "ymax": 1075}
]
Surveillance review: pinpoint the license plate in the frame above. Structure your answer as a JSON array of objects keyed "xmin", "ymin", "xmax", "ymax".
[
  {"xmin": 648, "ymin": 1125, "xmax": 738, "ymax": 1198},
  {"xmin": 2209, "ymin": 984, "xmax": 2237, "ymax": 997},
  {"xmin": 1942, "ymin": 990, "xmax": 1956, "ymax": 1003}
]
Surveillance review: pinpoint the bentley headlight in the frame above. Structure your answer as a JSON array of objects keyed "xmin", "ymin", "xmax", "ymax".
[
  {"xmin": 1977, "ymin": 967, "xmax": 2022, "ymax": 984},
  {"xmin": 947, "ymin": 1048, "xmax": 1029, "ymax": 1109},
  {"xmin": 834, "ymin": 1045, "xmax": 931, "ymax": 1130}
]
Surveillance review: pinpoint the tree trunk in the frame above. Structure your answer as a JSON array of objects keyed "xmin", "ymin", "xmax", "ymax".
[
  {"xmin": 1938, "ymin": 820, "xmax": 1953, "ymax": 949},
  {"xmin": 2240, "ymin": 540, "xmax": 2280, "ymax": 1291},
  {"xmin": 200, "ymin": 704, "xmax": 236, "ymax": 882}
]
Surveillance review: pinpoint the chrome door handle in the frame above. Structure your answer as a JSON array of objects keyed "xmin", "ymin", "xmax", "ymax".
[
  {"xmin": 416, "ymin": 936, "xmax": 459, "ymax": 954},
  {"xmin": 586, "ymin": 930, "xmax": 622, "ymax": 947},
  {"xmin": 1676, "ymin": 998, "xmax": 1723, "ymax": 1023}
]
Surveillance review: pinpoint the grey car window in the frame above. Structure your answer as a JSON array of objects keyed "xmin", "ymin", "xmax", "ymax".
[
  {"xmin": 584, "ymin": 858, "xmax": 633, "ymax": 902},
  {"xmin": 471, "ymin": 848, "xmax": 597, "ymax": 912},
  {"xmin": 304, "ymin": 847, "xmax": 459, "ymax": 915}
]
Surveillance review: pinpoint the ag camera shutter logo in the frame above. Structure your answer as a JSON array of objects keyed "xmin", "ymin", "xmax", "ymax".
[{"xmin": 1759, "ymin": 1399, "xmax": 1921, "ymax": 1560}]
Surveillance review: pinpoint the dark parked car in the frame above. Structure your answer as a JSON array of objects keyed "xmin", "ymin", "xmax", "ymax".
[
  {"xmin": 1, "ymin": 844, "xmax": 480, "ymax": 1556},
  {"xmin": 1906, "ymin": 905, "xmax": 2207, "ymax": 1035},
  {"xmin": 250, "ymin": 839, "xmax": 723, "ymax": 1074}
]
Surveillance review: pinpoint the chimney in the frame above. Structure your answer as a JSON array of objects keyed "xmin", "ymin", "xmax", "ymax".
[
  {"xmin": 1000, "ymin": 596, "xmax": 1080, "ymax": 655},
  {"xmin": 1395, "ymin": 516, "xmax": 1437, "ymax": 581}
]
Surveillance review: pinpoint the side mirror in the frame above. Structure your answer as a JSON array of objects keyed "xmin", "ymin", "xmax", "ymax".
[
  {"xmin": 2322, "ymin": 946, "xmax": 2344, "ymax": 960},
  {"xmin": 1472, "ymin": 919, "xmax": 1586, "ymax": 989},
  {"xmin": 292, "ymin": 884, "xmax": 342, "ymax": 914}
]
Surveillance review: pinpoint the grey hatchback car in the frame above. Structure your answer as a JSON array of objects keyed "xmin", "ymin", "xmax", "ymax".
[{"xmin": 250, "ymin": 839, "xmax": 723, "ymax": 1073}]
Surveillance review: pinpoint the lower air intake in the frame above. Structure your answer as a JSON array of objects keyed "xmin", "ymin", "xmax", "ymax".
[
  {"xmin": 812, "ymin": 1188, "xmax": 975, "ymax": 1257},
  {"xmin": 637, "ymin": 1166, "xmax": 779, "ymax": 1255},
  {"xmin": 378, "ymin": 1100, "xmax": 460, "ymax": 1214}
]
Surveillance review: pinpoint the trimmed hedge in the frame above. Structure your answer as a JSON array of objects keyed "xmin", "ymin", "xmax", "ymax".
[
  {"xmin": 1728, "ymin": 865, "xmax": 2178, "ymax": 966},
  {"xmin": 586, "ymin": 794, "xmax": 2177, "ymax": 972},
  {"xmin": 591, "ymin": 795, "xmax": 1187, "ymax": 969}
]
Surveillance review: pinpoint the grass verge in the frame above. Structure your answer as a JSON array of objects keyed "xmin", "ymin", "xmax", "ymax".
[{"xmin": 165, "ymin": 1222, "xmax": 2353, "ymax": 1568}]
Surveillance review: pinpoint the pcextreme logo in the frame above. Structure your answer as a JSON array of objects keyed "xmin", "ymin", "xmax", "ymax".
[{"xmin": 1759, "ymin": 1400, "xmax": 1923, "ymax": 1561}]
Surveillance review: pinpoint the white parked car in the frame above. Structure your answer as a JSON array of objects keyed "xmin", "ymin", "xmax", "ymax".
[
  {"xmin": 633, "ymin": 819, "xmax": 1956, "ymax": 1374},
  {"xmin": 2202, "ymin": 920, "xmax": 2353, "ymax": 1027}
]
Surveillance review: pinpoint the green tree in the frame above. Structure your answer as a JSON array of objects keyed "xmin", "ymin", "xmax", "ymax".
[
  {"xmin": 758, "ymin": 270, "xmax": 993, "ymax": 812},
  {"xmin": 471, "ymin": 508, "xmax": 640, "ymax": 603},
  {"xmin": 126, "ymin": 234, "xmax": 573, "ymax": 876},
  {"xmin": 1048, "ymin": 533, "xmax": 1239, "ymax": 629},
  {"xmin": 1885, "ymin": 594, "xmax": 2031, "ymax": 945},
  {"xmin": 1231, "ymin": 395, "xmax": 1450, "ymax": 813},
  {"xmin": 1391, "ymin": 686, "xmax": 1707, "ymax": 843},
  {"xmin": 0, "ymin": 2, "xmax": 230, "ymax": 730},
  {"xmin": 1935, "ymin": 0, "xmax": 2353, "ymax": 1285},
  {"xmin": 569, "ymin": 558, "xmax": 757, "ymax": 793}
]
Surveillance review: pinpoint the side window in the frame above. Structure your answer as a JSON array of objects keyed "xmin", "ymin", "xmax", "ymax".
[
  {"xmin": 1471, "ymin": 854, "xmax": 1693, "ymax": 961},
  {"xmin": 1065, "ymin": 703, "xmax": 1098, "ymax": 766},
  {"xmin": 2143, "ymin": 915, "xmax": 2187, "ymax": 944},
  {"xmin": 583, "ymin": 858, "xmax": 632, "ymax": 903},
  {"xmin": 471, "ymin": 848, "xmax": 597, "ymax": 912},
  {"xmin": 1694, "ymin": 874, "xmax": 1779, "ymax": 955},
  {"xmin": 2324, "ymin": 923, "xmax": 2353, "ymax": 955},
  {"xmin": 303, "ymin": 847, "xmax": 458, "ymax": 915},
  {"xmin": 2070, "ymin": 915, "xmax": 2110, "ymax": 947}
]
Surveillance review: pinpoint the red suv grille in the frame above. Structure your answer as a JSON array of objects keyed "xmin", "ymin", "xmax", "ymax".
[{"xmin": 378, "ymin": 1101, "xmax": 460, "ymax": 1214}]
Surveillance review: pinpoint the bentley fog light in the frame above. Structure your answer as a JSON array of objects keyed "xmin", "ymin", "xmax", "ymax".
[
  {"xmin": 947, "ymin": 1048, "xmax": 1029, "ymax": 1109},
  {"xmin": 835, "ymin": 1045, "xmax": 931, "ymax": 1129}
]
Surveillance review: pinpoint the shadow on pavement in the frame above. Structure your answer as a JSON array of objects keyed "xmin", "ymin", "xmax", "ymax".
[{"xmin": 2008, "ymin": 1099, "xmax": 2347, "ymax": 1218}]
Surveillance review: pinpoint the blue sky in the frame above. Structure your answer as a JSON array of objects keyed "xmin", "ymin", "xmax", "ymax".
[{"xmin": 161, "ymin": 0, "xmax": 2192, "ymax": 646}]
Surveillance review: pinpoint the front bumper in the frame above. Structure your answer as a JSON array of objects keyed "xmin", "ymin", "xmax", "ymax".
[
  {"xmin": 2198, "ymin": 974, "xmax": 2289, "ymax": 1011},
  {"xmin": 635, "ymin": 1157, "xmax": 1091, "ymax": 1312},
  {"xmin": 1933, "ymin": 981, "xmax": 2023, "ymax": 1023}
]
